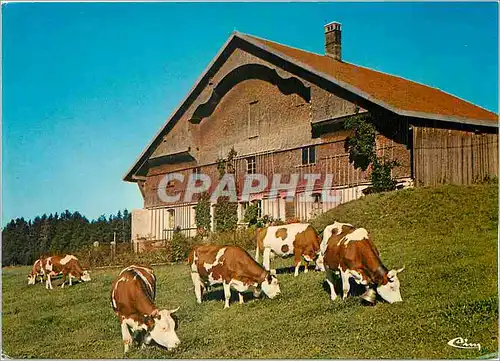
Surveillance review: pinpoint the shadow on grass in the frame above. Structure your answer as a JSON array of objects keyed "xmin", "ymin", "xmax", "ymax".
[
  {"xmin": 274, "ymin": 264, "xmax": 317, "ymax": 275},
  {"xmin": 202, "ymin": 286, "xmax": 262, "ymax": 304},
  {"xmin": 320, "ymin": 278, "xmax": 374, "ymax": 300}
]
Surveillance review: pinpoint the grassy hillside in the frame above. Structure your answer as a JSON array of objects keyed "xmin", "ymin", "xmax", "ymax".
[{"xmin": 2, "ymin": 184, "xmax": 498, "ymax": 359}]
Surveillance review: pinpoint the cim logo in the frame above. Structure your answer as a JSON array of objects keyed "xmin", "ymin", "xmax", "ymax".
[{"xmin": 447, "ymin": 337, "xmax": 481, "ymax": 351}]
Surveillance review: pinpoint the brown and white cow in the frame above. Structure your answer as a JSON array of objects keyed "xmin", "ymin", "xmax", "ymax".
[
  {"xmin": 110, "ymin": 265, "xmax": 180, "ymax": 353},
  {"xmin": 255, "ymin": 223, "xmax": 321, "ymax": 277},
  {"xmin": 188, "ymin": 244, "xmax": 281, "ymax": 309},
  {"xmin": 323, "ymin": 226, "xmax": 404, "ymax": 304},
  {"xmin": 27, "ymin": 258, "xmax": 46, "ymax": 285},
  {"xmin": 43, "ymin": 255, "xmax": 91, "ymax": 289}
]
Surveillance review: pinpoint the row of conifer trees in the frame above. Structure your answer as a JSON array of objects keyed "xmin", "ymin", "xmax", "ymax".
[{"xmin": 2, "ymin": 209, "xmax": 131, "ymax": 266}]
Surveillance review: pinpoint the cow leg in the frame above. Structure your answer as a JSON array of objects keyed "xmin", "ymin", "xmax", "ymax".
[
  {"xmin": 263, "ymin": 248, "xmax": 271, "ymax": 272},
  {"xmin": 223, "ymin": 281, "xmax": 231, "ymax": 309},
  {"xmin": 340, "ymin": 269, "xmax": 350, "ymax": 300},
  {"xmin": 121, "ymin": 319, "xmax": 133, "ymax": 353},
  {"xmin": 46, "ymin": 275, "xmax": 53, "ymax": 290},
  {"xmin": 61, "ymin": 272, "xmax": 68, "ymax": 288},
  {"xmin": 294, "ymin": 252, "xmax": 302, "ymax": 277},
  {"xmin": 69, "ymin": 274, "xmax": 73, "ymax": 286},
  {"xmin": 190, "ymin": 272, "xmax": 203, "ymax": 304},
  {"xmin": 325, "ymin": 269, "xmax": 338, "ymax": 301}
]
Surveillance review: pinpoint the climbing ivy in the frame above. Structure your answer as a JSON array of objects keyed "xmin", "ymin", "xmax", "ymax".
[
  {"xmin": 344, "ymin": 111, "xmax": 376, "ymax": 171},
  {"xmin": 344, "ymin": 111, "xmax": 399, "ymax": 193},
  {"xmin": 214, "ymin": 147, "xmax": 238, "ymax": 232},
  {"xmin": 194, "ymin": 192, "xmax": 211, "ymax": 235}
]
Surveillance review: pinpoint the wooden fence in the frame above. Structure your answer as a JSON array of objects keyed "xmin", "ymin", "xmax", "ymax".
[{"xmin": 413, "ymin": 127, "xmax": 498, "ymax": 186}]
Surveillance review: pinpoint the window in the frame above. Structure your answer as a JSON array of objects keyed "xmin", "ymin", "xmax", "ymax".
[
  {"xmin": 252, "ymin": 200, "xmax": 262, "ymax": 218},
  {"xmin": 246, "ymin": 156, "xmax": 256, "ymax": 174},
  {"xmin": 312, "ymin": 193, "xmax": 322, "ymax": 210},
  {"xmin": 239, "ymin": 202, "xmax": 249, "ymax": 222},
  {"xmin": 167, "ymin": 209, "xmax": 175, "ymax": 229},
  {"xmin": 248, "ymin": 101, "xmax": 259, "ymax": 138},
  {"xmin": 302, "ymin": 146, "xmax": 316, "ymax": 165}
]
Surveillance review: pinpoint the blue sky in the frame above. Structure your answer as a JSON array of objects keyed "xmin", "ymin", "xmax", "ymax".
[{"xmin": 2, "ymin": 2, "xmax": 498, "ymax": 225}]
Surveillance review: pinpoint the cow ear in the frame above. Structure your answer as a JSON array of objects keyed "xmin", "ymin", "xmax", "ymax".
[
  {"xmin": 151, "ymin": 309, "xmax": 160, "ymax": 319},
  {"xmin": 143, "ymin": 315, "xmax": 155, "ymax": 327}
]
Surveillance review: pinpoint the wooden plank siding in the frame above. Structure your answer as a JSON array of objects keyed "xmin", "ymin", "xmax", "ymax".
[{"xmin": 413, "ymin": 126, "xmax": 498, "ymax": 186}]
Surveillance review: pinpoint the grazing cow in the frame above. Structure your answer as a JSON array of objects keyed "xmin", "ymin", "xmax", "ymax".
[
  {"xmin": 110, "ymin": 265, "xmax": 180, "ymax": 353},
  {"xmin": 188, "ymin": 244, "xmax": 281, "ymax": 308},
  {"xmin": 43, "ymin": 255, "xmax": 91, "ymax": 289},
  {"xmin": 255, "ymin": 223, "xmax": 321, "ymax": 277},
  {"xmin": 323, "ymin": 226, "xmax": 404, "ymax": 304},
  {"xmin": 316, "ymin": 222, "xmax": 354, "ymax": 272},
  {"xmin": 27, "ymin": 258, "xmax": 46, "ymax": 285}
]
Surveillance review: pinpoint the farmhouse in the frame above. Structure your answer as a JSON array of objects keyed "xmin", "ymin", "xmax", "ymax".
[{"xmin": 124, "ymin": 22, "xmax": 498, "ymax": 247}]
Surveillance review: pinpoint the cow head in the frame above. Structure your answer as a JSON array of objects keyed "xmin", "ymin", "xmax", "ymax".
[
  {"xmin": 144, "ymin": 307, "xmax": 180, "ymax": 350},
  {"xmin": 81, "ymin": 270, "xmax": 91, "ymax": 282},
  {"xmin": 377, "ymin": 266, "xmax": 405, "ymax": 303},
  {"xmin": 27, "ymin": 273, "xmax": 36, "ymax": 285},
  {"xmin": 315, "ymin": 254, "xmax": 326, "ymax": 272},
  {"xmin": 261, "ymin": 274, "xmax": 281, "ymax": 299}
]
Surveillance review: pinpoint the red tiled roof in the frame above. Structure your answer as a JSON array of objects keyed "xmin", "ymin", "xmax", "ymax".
[{"xmin": 244, "ymin": 34, "xmax": 498, "ymax": 123}]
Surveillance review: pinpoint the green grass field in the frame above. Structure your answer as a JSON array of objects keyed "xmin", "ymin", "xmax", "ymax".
[{"xmin": 2, "ymin": 184, "xmax": 498, "ymax": 359}]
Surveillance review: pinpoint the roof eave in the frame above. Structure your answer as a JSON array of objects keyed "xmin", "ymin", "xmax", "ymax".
[{"xmin": 399, "ymin": 110, "xmax": 498, "ymax": 128}]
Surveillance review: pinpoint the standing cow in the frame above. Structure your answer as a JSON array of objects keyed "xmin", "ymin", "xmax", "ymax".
[
  {"xmin": 323, "ymin": 225, "xmax": 404, "ymax": 304},
  {"xmin": 43, "ymin": 255, "xmax": 91, "ymax": 289},
  {"xmin": 255, "ymin": 223, "xmax": 321, "ymax": 277},
  {"xmin": 27, "ymin": 258, "xmax": 46, "ymax": 285},
  {"xmin": 188, "ymin": 244, "xmax": 281, "ymax": 309},
  {"xmin": 110, "ymin": 265, "xmax": 180, "ymax": 353}
]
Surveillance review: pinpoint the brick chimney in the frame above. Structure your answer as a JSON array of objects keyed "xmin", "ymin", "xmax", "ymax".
[{"xmin": 325, "ymin": 21, "xmax": 341, "ymax": 61}]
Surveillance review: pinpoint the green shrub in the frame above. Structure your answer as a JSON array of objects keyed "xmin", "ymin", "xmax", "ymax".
[
  {"xmin": 194, "ymin": 192, "xmax": 211, "ymax": 234},
  {"xmin": 344, "ymin": 111, "xmax": 399, "ymax": 194},
  {"xmin": 370, "ymin": 157, "xmax": 399, "ymax": 193},
  {"xmin": 344, "ymin": 112, "xmax": 376, "ymax": 171},
  {"xmin": 209, "ymin": 228, "xmax": 257, "ymax": 251},
  {"xmin": 214, "ymin": 198, "xmax": 238, "ymax": 232},
  {"xmin": 169, "ymin": 227, "xmax": 195, "ymax": 263},
  {"xmin": 243, "ymin": 203, "xmax": 260, "ymax": 225}
]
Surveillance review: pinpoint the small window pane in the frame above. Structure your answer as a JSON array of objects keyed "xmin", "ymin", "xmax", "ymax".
[
  {"xmin": 247, "ymin": 157, "xmax": 256, "ymax": 174},
  {"xmin": 302, "ymin": 148, "xmax": 308, "ymax": 165},
  {"xmin": 309, "ymin": 146, "xmax": 316, "ymax": 164}
]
